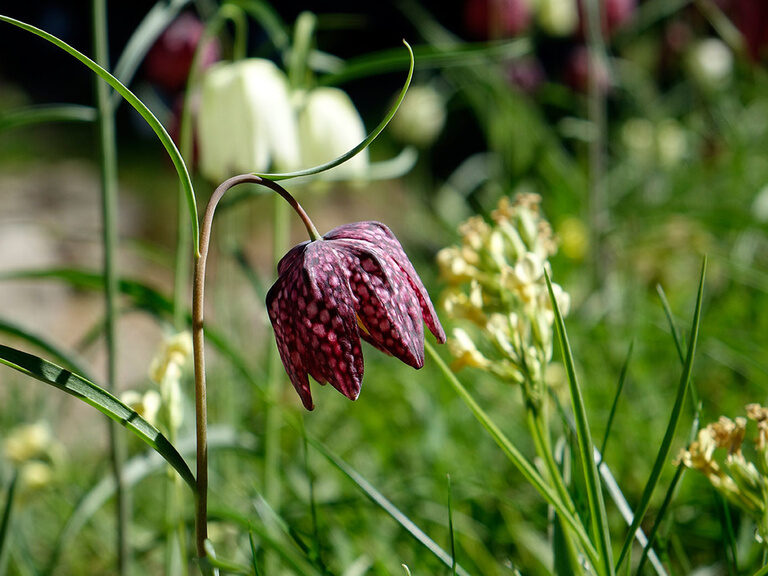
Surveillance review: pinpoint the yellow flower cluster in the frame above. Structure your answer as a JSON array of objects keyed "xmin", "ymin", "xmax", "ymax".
[
  {"xmin": 437, "ymin": 194, "xmax": 569, "ymax": 387},
  {"xmin": 677, "ymin": 406, "xmax": 768, "ymax": 536}
]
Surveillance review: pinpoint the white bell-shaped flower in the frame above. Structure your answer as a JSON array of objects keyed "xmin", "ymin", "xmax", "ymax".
[
  {"xmin": 198, "ymin": 59, "xmax": 300, "ymax": 181},
  {"xmin": 296, "ymin": 87, "xmax": 368, "ymax": 178}
]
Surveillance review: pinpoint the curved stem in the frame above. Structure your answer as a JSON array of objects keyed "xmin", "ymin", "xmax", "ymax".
[{"xmin": 192, "ymin": 174, "xmax": 319, "ymax": 558}]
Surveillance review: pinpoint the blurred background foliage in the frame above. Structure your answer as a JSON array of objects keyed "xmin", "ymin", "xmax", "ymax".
[{"xmin": 1, "ymin": 0, "xmax": 768, "ymax": 574}]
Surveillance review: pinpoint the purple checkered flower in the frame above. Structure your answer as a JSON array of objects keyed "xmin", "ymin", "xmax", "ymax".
[{"xmin": 267, "ymin": 221, "xmax": 446, "ymax": 410}]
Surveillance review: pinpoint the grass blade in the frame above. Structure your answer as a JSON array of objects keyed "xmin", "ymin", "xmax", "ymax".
[
  {"xmin": 0, "ymin": 317, "xmax": 93, "ymax": 380},
  {"xmin": 46, "ymin": 427, "xmax": 252, "ymax": 574},
  {"xmin": 634, "ymin": 465, "xmax": 684, "ymax": 576},
  {"xmin": 317, "ymin": 39, "xmax": 531, "ymax": 86},
  {"xmin": 110, "ymin": 0, "xmax": 190, "ymax": 109},
  {"xmin": 0, "ymin": 345, "xmax": 195, "ymax": 490},
  {"xmin": 0, "ymin": 104, "xmax": 96, "ymax": 132},
  {"xmin": 599, "ymin": 341, "xmax": 634, "ymax": 460},
  {"xmin": 636, "ymin": 364, "xmax": 703, "ymax": 575},
  {"xmin": 615, "ymin": 258, "xmax": 707, "ymax": 573},
  {"xmin": 596, "ymin": 451, "xmax": 667, "ymax": 576},
  {"xmin": 0, "ymin": 472, "xmax": 18, "ymax": 575},
  {"xmin": 306, "ymin": 434, "xmax": 474, "ymax": 576},
  {"xmin": 0, "ymin": 15, "xmax": 199, "ymax": 254},
  {"xmin": 212, "ymin": 507, "xmax": 323, "ymax": 576},
  {"xmin": 656, "ymin": 285, "xmax": 685, "ymax": 365},
  {"xmin": 249, "ymin": 532, "xmax": 261, "ymax": 576},
  {"xmin": 447, "ymin": 475, "xmax": 457, "ymax": 576},
  {"xmin": 545, "ymin": 271, "xmax": 614, "ymax": 576},
  {"xmin": 225, "ymin": 0, "xmax": 290, "ymax": 52},
  {"xmin": 425, "ymin": 342, "xmax": 599, "ymax": 569}
]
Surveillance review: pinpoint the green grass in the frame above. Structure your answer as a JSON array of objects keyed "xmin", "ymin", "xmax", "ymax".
[{"xmin": 1, "ymin": 1, "xmax": 768, "ymax": 574}]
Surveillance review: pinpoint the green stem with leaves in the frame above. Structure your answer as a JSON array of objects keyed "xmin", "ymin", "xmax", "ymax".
[
  {"xmin": 426, "ymin": 342, "xmax": 600, "ymax": 569},
  {"xmin": 92, "ymin": 0, "xmax": 129, "ymax": 572},
  {"xmin": 524, "ymin": 393, "xmax": 585, "ymax": 574}
]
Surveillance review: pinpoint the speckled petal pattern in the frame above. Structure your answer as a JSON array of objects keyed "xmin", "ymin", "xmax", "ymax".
[
  {"xmin": 325, "ymin": 221, "xmax": 446, "ymax": 343},
  {"xmin": 266, "ymin": 221, "xmax": 445, "ymax": 410}
]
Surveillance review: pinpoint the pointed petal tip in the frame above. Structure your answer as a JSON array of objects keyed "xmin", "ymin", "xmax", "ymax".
[{"xmin": 432, "ymin": 324, "xmax": 447, "ymax": 344}]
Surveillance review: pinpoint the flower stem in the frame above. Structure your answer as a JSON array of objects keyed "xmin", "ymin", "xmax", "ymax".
[
  {"xmin": 192, "ymin": 174, "xmax": 319, "ymax": 559},
  {"xmin": 92, "ymin": 0, "xmax": 129, "ymax": 571}
]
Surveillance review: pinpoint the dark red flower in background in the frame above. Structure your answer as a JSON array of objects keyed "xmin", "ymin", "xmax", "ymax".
[
  {"xmin": 145, "ymin": 12, "xmax": 220, "ymax": 93},
  {"xmin": 464, "ymin": 0, "xmax": 532, "ymax": 39},
  {"xmin": 266, "ymin": 222, "xmax": 446, "ymax": 410},
  {"xmin": 733, "ymin": 0, "xmax": 768, "ymax": 62}
]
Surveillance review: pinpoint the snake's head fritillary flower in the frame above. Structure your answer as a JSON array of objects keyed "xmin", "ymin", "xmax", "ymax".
[{"xmin": 266, "ymin": 221, "xmax": 446, "ymax": 410}]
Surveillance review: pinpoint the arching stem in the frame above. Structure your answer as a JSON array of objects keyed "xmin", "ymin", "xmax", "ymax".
[{"xmin": 192, "ymin": 174, "xmax": 319, "ymax": 559}]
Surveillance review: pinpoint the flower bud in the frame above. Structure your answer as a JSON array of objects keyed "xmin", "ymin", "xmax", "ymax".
[
  {"xmin": 464, "ymin": 0, "xmax": 533, "ymax": 39},
  {"xmin": 538, "ymin": 0, "xmax": 579, "ymax": 37},
  {"xmin": 4, "ymin": 423, "xmax": 52, "ymax": 465},
  {"xmin": 122, "ymin": 390, "xmax": 162, "ymax": 428},
  {"xmin": 149, "ymin": 331, "xmax": 193, "ymax": 386},
  {"xmin": 296, "ymin": 87, "xmax": 368, "ymax": 179},
  {"xmin": 20, "ymin": 461, "xmax": 53, "ymax": 492},
  {"xmin": 389, "ymin": 84, "xmax": 446, "ymax": 148},
  {"xmin": 687, "ymin": 38, "xmax": 733, "ymax": 92},
  {"xmin": 449, "ymin": 328, "xmax": 491, "ymax": 370}
]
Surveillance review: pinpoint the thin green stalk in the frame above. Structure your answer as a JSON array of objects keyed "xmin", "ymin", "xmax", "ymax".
[
  {"xmin": 545, "ymin": 272, "xmax": 614, "ymax": 576},
  {"xmin": 614, "ymin": 259, "xmax": 706, "ymax": 573},
  {"xmin": 92, "ymin": 0, "xmax": 129, "ymax": 571},
  {"xmin": 447, "ymin": 475, "xmax": 456, "ymax": 576},
  {"xmin": 527, "ymin": 401, "xmax": 577, "ymax": 516},
  {"xmin": 425, "ymin": 342, "xmax": 600, "ymax": 569},
  {"xmin": 288, "ymin": 11, "xmax": 316, "ymax": 90},
  {"xmin": 0, "ymin": 471, "xmax": 18, "ymax": 574},
  {"xmin": 525, "ymin": 404, "xmax": 585, "ymax": 575},
  {"xmin": 217, "ymin": 3, "xmax": 248, "ymax": 61},
  {"xmin": 264, "ymin": 196, "xmax": 290, "ymax": 575}
]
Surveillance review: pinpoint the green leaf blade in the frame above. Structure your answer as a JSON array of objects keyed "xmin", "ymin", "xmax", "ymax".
[
  {"xmin": 0, "ymin": 15, "xmax": 199, "ymax": 254},
  {"xmin": 614, "ymin": 257, "xmax": 707, "ymax": 573},
  {"xmin": 545, "ymin": 272, "xmax": 614, "ymax": 576},
  {"xmin": 0, "ymin": 344, "xmax": 195, "ymax": 490}
]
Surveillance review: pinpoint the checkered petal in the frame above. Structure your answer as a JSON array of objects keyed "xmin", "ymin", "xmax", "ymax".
[
  {"xmin": 331, "ymin": 242, "xmax": 425, "ymax": 368},
  {"xmin": 267, "ymin": 220, "xmax": 445, "ymax": 410},
  {"xmin": 325, "ymin": 221, "xmax": 446, "ymax": 343},
  {"xmin": 267, "ymin": 242, "xmax": 363, "ymax": 410}
]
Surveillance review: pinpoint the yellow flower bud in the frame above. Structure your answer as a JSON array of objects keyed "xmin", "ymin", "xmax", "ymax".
[
  {"xmin": 20, "ymin": 461, "xmax": 53, "ymax": 492},
  {"xmin": 121, "ymin": 390, "xmax": 162, "ymax": 428},
  {"xmin": 4, "ymin": 422, "xmax": 52, "ymax": 465},
  {"xmin": 149, "ymin": 331, "xmax": 193, "ymax": 386},
  {"xmin": 448, "ymin": 328, "xmax": 490, "ymax": 370}
]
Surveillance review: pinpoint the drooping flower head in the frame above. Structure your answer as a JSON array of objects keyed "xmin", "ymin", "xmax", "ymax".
[{"xmin": 267, "ymin": 221, "xmax": 445, "ymax": 410}]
